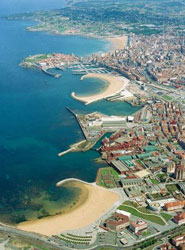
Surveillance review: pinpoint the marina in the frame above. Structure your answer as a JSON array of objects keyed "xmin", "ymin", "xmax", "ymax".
[{"xmin": 71, "ymin": 64, "xmax": 110, "ymax": 75}]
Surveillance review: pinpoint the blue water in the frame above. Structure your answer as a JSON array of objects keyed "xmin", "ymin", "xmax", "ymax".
[
  {"xmin": 0, "ymin": 2, "xmax": 140, "ymax": 223},
  {"xmin": 0, "ymin": 0, "xmax": 67, "ymax": 16}
]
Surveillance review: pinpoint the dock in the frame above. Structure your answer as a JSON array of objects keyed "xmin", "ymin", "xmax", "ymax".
[
  {"xmin": 72, "ymin": 63, "xmax": 109, "ymax": 75},
  {"xmin": 57, "ymin": 148, "xmax": 72, "ymax": 157},
  {"xmin": 58, "ymin": 139, "xmax": 94, "ymax": 157},
  {"xmin": 66, "ymin": 107, "xmax": 88, "ymax": 140},
  {"xmin": 56, "ymin": 178, "xmax": 94, "ymax": 187},
  {"xmin": 66, "ymin": 106, "xmax": 78, "ymax": 117},
  {"xmin": 58, "ymin": 108, "xmax": 103, "ymax": 156},
  {"xmin": 41, "ymin": 68, "xmax": 61, "ymax": 78},
  {"xmin": 56, "ymin": 66, "xmax": 65, "ymax": 71},
  {"xmin": 57, "ymin": 108, "xmax": 91, "ymax": 157}
]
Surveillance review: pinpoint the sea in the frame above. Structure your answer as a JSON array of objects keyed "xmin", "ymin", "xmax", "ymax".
[{"xmin": 0, "ymin": 0, "xmax": 140, "ymax": 224}]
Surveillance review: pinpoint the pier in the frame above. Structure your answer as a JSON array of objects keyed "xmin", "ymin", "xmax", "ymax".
[
  {"xmin": 56, "ymin": 178, "xmax": 95, "ymax": 187},
  {"xmin": 56, "ymin": 66, "xmax": 65, "ymax": 71},
  {"xmin": 66, "ymin": 106, "xmax": 78, "ymax": 117},
  {"xmin": 72, "ymin": 64, "xmax": 109, "ymax": 75},
  {"xmin": 57, "ymin": 139, "xmax": 94, "ymax": 157},
  {"xmin": 41, "ymin": 68, "xmax": 61, "ymax": 78},
  {"xmin": 57, "ymin": 108, "xmax": 96, "ymax": 157},
  {"xmin": 66, "ymin": 107, "xmax": 88, "ymax": 140},
  {"xmin": 57, "ymin": 148, "xmax": 72, "ymax": 157}
]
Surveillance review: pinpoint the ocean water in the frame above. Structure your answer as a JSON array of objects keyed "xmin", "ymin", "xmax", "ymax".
[
  {"xmin": 0, "ymin": 0, "xmax": 67, "ymax": 16},
  {"xmin": 0, "ymin": 3, "xmax": 140, "ymax": 224}
]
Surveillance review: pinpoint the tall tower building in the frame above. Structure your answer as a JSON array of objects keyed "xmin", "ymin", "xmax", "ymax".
[
  {"xmin": 166, "ymin": 161, "xmax": 175, "ymax": 174},
  {"xmin": 175, "ymin": 161, "xmax": 185, "ymax": 180}
]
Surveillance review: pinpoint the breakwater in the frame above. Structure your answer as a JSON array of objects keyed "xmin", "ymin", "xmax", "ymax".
[
  {"xmin": 57, "ymin": 148, "xmax": 72, "ymax": 157},
  {"xmin": 41, "ymin": 68, "xmax": 61, "ymax": 78},
  {"xmin": 66, "ymin": 107, "xmax": 88, "ymax": 140},
  {"xmin": 56, "ymin": 178, "xmax": 95, "ymax": 187}
]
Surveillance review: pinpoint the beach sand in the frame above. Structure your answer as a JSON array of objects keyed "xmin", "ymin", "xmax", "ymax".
[
  {"xmin": 107, "ymin": 35, "xmax": 127, "ymax": 51},
  {"xmin": 17, "ymin": 181, "xmax": 119, "ymax": 236},
  {"xmin": 72, "ymin": 73, "xmax": 129, "ymax": 105}
]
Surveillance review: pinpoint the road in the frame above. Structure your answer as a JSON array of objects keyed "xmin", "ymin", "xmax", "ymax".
[
  {"xmin": 0, "ymin": 188, "xmax": 127, "ymax": 250},
  {"xmin": 0, "ymin": 224, "xmax": 65, "ymax": 250},
  {"xmin": 0, "ymin": 215, "xmax": 183, "ymax": 250}
]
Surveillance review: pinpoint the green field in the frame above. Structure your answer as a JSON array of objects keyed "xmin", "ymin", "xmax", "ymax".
[
  {"xmin": 122, "ymin": 203, "xmax": 171, "ymax": 223},
  {"xmin": 161, "ymin": 212, "xmax": 173, "ymax": 221},
  {"xmin": 166, "ymin": 184, "xmax": 178, "ymax": 193},
  {"xmin": 151, "ymin": 192, "xmax": 170, "ymax": 200},
  {"xmin": 157, "ymin": 173, "xmax": 167, "ymax": 183},
  {"xmin": 138, "ymin": 206, "xmax": 155, "ymax": 214},
  {"xmin": 150, "ymin": 178, "xmax": 160, "ymax": 184},
  {"xmin": 101, "ymin": 167, "xmax": 119, "ymax": 180},
  {"xmin": 119, "ymin": 205, "xmax": 166, "ymax": 225},
  {"xmin": 25, "ymin": 54, "xmax": 50, "ymax": 64},
  {"xmin": 162, "ymin": 94, "xmax": 173, "ymax": 101},
  {"xmin": 123, "ymin": 200, "xmax": 138, "ymax": 207},
  {"xmin": 96, "ymin": 167, "xmax": 120, "ymax": 188},
  {"xmin": 142, "ymin": 231, "xmax": 151, "ymax": 237}
]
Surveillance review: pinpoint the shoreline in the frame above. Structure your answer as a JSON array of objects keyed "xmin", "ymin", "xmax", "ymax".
[
  {"xmin": 25, "ymin": 24, "xmax": 127, "ymax": 54},
  {"xmin": 71, "ymin": 73, "xmax": 129, "ymax": 105},
  {"xmin": 106, "ymin": 35, "xmax": 128, "ymax": 51},
  {"xmin": 17, "ymin": 180, "xmax": 120, "ymax": 236},
  {"xmin": 5, "ymin": 24, "xmax": 127, "ymax": 234}
]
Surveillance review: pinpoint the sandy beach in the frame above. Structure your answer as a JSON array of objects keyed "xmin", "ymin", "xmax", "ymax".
[
  {"xmin": 72, "ymin": 73, "xmax": 129, "ymax": 105},
  {"xmin": 107, "ymin": 35, "xmax": 127, "ymax": 51},
  {"xmin": 17, "ymin": 181, "xmax": 119, "ymax": 236}
]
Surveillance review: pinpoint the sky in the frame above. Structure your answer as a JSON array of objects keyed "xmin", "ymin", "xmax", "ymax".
[{"xmin": 0, "ymin": 0, "xmax": 67, "ymax": 15}]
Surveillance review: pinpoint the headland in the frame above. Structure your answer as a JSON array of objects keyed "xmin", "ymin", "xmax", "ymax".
[{"xmin": 71, "ymin": 73, "xmax": 129, "ymax": 105}]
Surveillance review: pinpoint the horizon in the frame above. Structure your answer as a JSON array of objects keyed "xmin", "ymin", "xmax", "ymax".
[
  {"xmin": 0, "ymin": 0, "xmax": 67, "ymax": 15},
  {"xmin": 1, "ymin": 0, "xmax": 185, "ymax": 249}
]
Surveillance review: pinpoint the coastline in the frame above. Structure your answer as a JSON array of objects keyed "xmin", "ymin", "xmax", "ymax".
[
  {"xmin": 2, "ymin": 18, "xmax": 129, "ymax": 231},
  {"xmin": 71, "ymin": 73, "xmax": 129, "ymax": 105},
  {"xmin": 106, "ymin": 35, "xmax": 128, "ymax": 51},
  {"xmin": 17, "ymin": 180, "xmax": 120, "ymax": 236},
  {"xmin": 26, "ymin": 24, "xmax": 127, "ymax": 54}
]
